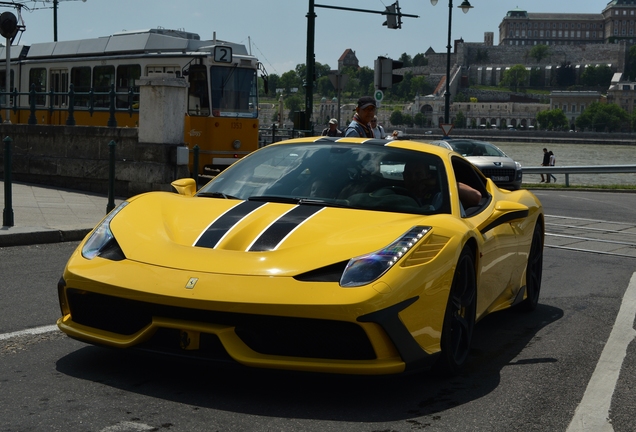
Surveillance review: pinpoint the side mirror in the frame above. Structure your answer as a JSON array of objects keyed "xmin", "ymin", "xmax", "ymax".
[{"xmin": 171, "ymin": 178, "xmax": 197, "ymax": 196}]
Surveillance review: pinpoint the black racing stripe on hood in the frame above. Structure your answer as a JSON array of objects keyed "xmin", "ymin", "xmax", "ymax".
[
  {"xmin": 195, "ymin": 201, "xmax": 266, "ymax": 249},
  {"xmin": 249, "ymin": 205, "xmax": 324, "ymax": 251}
]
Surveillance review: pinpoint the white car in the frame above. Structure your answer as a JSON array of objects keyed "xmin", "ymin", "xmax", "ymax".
[{"xmin": 429, "ymin": 139, "xmax": 523, "ymax": 190}]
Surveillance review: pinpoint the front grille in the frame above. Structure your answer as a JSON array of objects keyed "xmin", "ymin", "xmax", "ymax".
[
  {"xmin": 480, "ymin": 168, "xmax": 516, "ymax": 179},
  {"xmin": 66, "ymin": 289, "xmax": 376, "ymax": 361}
]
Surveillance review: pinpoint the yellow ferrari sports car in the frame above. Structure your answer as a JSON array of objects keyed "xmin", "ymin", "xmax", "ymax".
[{"xmin": 57, "ymin": 136, "xmax": 544, "ymax": 375}]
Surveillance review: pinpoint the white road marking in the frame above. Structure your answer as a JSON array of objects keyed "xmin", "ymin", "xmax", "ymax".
[
  {"xmin": 0, "ymin": 324, "xmax": 58, "ymax": 341},
  {"xmin": 566, "ymin": 272, "xmax": 636, "ymax": 432}
]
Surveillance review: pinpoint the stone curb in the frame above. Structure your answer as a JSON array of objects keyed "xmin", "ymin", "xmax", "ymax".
[{"xmin": 0, "ymin": 228, "xmax": 92, "ymax": 248}]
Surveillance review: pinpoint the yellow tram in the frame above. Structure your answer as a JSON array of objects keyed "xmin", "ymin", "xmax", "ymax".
[{"xmin": 0, "ymin": 28, "xmax": 264, "ymax": 171}]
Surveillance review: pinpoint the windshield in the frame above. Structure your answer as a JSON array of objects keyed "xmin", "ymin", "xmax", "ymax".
[
  {"xmin": 210, "ymin": 66, "xmax": 258, "ymax": 118},
  {"xmin": 198, "ymin": 143, "xmax": 451, "ymax": 215},
  {"xmin": 446, "ymin": 140, "xmax": 507, "ymax": 158}
]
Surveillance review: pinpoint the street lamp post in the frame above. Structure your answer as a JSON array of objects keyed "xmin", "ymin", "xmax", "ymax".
[
  {"xmin": 52, "ymin": 0, "xmax": 87, "ymax": 42},
  {"xmin": 430, "ymin": 0, "xmax": 472, "ymax": 125}
]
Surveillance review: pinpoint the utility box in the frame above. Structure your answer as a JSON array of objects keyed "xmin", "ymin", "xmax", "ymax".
[{"xmin": 176, "ymin": 146, "xmax": 189, "ymax": 165}]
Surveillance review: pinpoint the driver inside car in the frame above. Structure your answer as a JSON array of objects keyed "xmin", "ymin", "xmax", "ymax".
[{"xmin": 403, "ymin": 160, "xmax": 481, "ymax": 213}]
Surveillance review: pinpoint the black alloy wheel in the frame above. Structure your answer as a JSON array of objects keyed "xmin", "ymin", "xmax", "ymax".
[
  {"xmin": 437, "ymin": 246, "xmax": 477, "ymax": 375},
  {"xmin": 520, "ymin": 222, "xmax": 544, "ymax": 312}
]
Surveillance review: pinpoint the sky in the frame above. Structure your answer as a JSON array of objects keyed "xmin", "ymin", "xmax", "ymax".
[{"xmin": 7, "ymin": 0, "xmax": 607, "ymax": 76}]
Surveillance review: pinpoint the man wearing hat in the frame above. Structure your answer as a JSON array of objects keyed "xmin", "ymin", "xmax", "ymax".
[
  {"xmin": 344, "ymin": 96, "xmax": 377, "ymax": 138},
  {"xmin": 321, "ymin": 118, "xmax": 343, "ymax": 137}
]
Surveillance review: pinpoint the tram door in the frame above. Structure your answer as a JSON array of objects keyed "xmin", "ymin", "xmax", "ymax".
[{"xmin": 50, "ymin": 69, "xmax": 69, "ymax": 124}]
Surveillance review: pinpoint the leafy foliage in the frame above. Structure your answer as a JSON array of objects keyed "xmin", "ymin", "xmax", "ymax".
[
  {"xmin": 575, "ymin": 102, "xmax": 629, "ymax": 132},
  {"xmin": 536, "ymin": 108, "xmax": 569, "ymax": 130},
  {"xmin": 500, "ymin": 64, "xmax": 529, "ymax": 92},
  {"xmin": 529, "ymin": 45, "xmax": 550, "ymax": 63}
]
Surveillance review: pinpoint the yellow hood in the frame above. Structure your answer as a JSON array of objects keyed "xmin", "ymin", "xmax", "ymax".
[{"xmin": 108, "ymin": 192, "xmax": 432, "ymax": 276}]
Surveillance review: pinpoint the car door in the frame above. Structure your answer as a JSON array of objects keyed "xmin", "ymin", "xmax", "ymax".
[{"xmin": 451, "ymin": 157, "xmax": 520, "ymax": 319}]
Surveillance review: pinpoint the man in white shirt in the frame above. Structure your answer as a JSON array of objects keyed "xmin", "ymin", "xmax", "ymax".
[{"xmin": 371, "ymin": 116, "xmax": 385, "ymax": 139}]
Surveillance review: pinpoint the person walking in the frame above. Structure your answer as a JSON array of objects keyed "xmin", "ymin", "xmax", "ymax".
[
  {"xmin": 321, "ymin": 118, "xmax": 343, "ymax": 137},
  {"xmin": 540, "ymin": 148, "xmax": 551, "ymax": 183},
  {"xmin": 344, "ymin": 96, "xmax": 376, "ymax": 138},
  {"xmin": 548, "ymin": 151, "xmax": 557, "ymax": 182}
]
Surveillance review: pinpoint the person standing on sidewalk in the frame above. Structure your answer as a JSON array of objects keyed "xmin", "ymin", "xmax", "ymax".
[
  {"xmin": 321, "ymin": 119, "xmax": 343, "ymax": 137},
  {"xmin": 344, "ymin": 96, "xmax": 376, "ymax": 138},
  {"xmin": 371, "ymin": 116, "xmax": 385, "ymax": 139}
]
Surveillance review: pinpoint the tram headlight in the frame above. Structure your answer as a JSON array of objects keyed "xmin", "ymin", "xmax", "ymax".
[{"xmin": 232, "ymin": 140, "xmax": 242, "ymax": 149}]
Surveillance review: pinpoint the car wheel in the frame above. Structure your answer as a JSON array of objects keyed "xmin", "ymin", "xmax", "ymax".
[
  {"xmin": 520, "ymin": 222, "xmax": 543, "ymax": 312},
  {"xmin": 436, "ymin": 247, "xmax": 477, "ymax": 375}
]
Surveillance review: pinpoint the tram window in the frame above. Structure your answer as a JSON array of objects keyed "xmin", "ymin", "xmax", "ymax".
[
  {"xmin": 29, "ymin": 68, "xmax": 47, "ymax": 106},
  {"xmin": 0, "ymin": 70, "xmax": 15, "ymax": 106},
  {"xmin": 71, "ymin": 66, "xmax": 91, "ymax": 107},
  {"xmin": 147, "ymin": 65, "xmax": 179, "ymax": 76},
  {"xmin": 187, "ymin": 64, "xmax": 210, "ymax": 116},
  {"xmin": 93, "ymin": 65, "xmax": 115, "ymax": 107},
  {"xmin": 116, "ymin": 64, "xmax": 141, "ymax": 109},
  {"xmin": 210, "ymin": 66, "xmax": 257, "ymax": 118}
]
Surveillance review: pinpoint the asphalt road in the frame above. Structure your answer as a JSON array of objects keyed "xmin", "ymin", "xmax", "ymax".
[{"xmin": 1, "ymin": 190, "xmax": 635, "ymax": 432}]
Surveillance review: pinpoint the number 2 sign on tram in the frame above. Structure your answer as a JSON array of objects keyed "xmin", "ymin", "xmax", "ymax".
[{"xmin": 214, "ymin": 46, "xmax": 232, "ymax": 63}]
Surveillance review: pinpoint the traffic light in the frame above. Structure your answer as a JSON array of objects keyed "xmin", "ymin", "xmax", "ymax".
[
  {"xmin": 374, "ymin": 57, "xmax": 404, "ymax": 90},
  {"xmin": 382, "ymin": 2, "xmax": 402, "ymax": 29}
]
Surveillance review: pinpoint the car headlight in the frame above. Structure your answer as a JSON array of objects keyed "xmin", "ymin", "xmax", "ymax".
[
  {"xmin": 515, "ymin": 161, "xmax": 523, "ymax": 180},
  {"xmin": 340, "ymin": 226, "xmax": 431, "ymax": 287},
  {"xmin": 82, "ymin": 202, "xmax": 128, "ymax": 259}
]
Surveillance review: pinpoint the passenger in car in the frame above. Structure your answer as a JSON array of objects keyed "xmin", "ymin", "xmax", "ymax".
[{"xmin": 404, "ymin": 160, "xmax": 482, "ymax": 211}]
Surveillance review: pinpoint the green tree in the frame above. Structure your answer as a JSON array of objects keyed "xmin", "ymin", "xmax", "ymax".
[
  {"xmin": 284, "ymin": 94, "xmax": 303, "ymax": 121},
  {"xmin": 398, "ymin": 52, "xmax": 412, "ymax": 68},
  {"xmin": 390, "ymin": 110, "xmax": 404, "ymax": 126},
  {"xmin": 625, "ymin": 45, "xmax": 636, "ymax": 81},
  {"xmin": 414, "ymin": 112, "xmax": 425, "ymax": 127},
  {"xmin": 455, "ymin": 111, "xmax": 466, "ymax": 128},
  {"xmin": 575, "ymin": 102, "xmax": 629, "ymax": 132},
  {"xmin": 412, "ymin": 53, "xmax": 428, "ymax": 67},
  {"xmin": 536, "ymin": 108, "xmax": 568, "ymax": 130},
  {"xmin": 500, "ymin": 64, "xmax": 529, "ymax": 92},
  {"xmin": 279, "ymin": 70, "xmax": 302, "ymax": 95},
  {"xmin": 529, "ymin": 44, "xmax": 550, "ymax": 63}
]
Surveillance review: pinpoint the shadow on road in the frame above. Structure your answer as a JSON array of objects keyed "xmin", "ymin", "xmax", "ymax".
[{"xmin": 55, "ymin": 303, "xmax": 563, "ymax": 423}]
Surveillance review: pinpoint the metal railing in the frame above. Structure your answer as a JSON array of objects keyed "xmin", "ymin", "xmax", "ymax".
[
  {"xmin": 1, "ymin": 83, "xmax": 138, "ymax": 127},
  {"xmin": 522, "ymin": 165, "xmax": 636, "ymax": 186}
]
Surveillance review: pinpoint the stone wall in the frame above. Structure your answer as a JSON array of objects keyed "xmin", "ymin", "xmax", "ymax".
[{"xmin": 0, "ymin": 124, "xmax": 189, "ymax": 197}]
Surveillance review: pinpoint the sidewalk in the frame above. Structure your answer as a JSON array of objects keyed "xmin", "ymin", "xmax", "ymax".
[{"xmin": 0, "ymin": 181, "xmax": 123, "ymax": 247}]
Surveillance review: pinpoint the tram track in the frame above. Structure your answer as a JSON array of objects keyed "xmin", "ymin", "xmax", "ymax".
[{"xmin": 544, "ymin": 215, "xmax": 636, "ymax": 259}]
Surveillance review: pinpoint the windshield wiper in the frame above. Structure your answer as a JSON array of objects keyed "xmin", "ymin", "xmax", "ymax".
[
  {"xmin": 249, "ymin": 196, "xmax": 348, "ymax": 208},
  {"xmin": 297, "ymin": 198, "xmax": 348, "ymax": 208},
  {"xmin": 197, "ymin": 192, "xmax": 241, "ymax": 200}
]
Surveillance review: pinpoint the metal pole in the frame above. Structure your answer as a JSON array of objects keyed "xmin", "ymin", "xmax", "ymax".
[
  {"xmin": 444, "ymin": 0, "xmax": 453, "ymax": 125},
  {"xmin": 107, "ymin": 140, "xmax": 116, "ymax": 213},
  {"xmin": 5, "ymin": 37, "xmax": 10, "ymax": 124},
  {"xmin": 192, "ymin": 145, "xmax": 200, "ymax": 185},
  {"xmin": 337, "ymin": 78, "xmax": 342, "ymax": 127},
  {"xmin": 305, "ymin": 0, "xmax": 316, "ymax": 134},
  {"xmin": 53, "ymin": 0, "xmax": 58, "ymax": 42},
  {"xmin": 3, "ymin": 136, "xmax": 14, "ymax": 227}
]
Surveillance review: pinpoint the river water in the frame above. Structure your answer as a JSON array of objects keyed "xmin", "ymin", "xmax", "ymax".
[{"xmin": 491, "ymin": 141, "xmax": 636, "ymax": 186}]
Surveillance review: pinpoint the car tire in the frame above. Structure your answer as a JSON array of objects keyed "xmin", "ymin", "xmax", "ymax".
[
  {"xmin": 436, "ymin": 246, "xmax": 477, "ymax": 375},
  {"xmin": 520, "ymin": 222, "xmax": 543, "ymax": 312}
]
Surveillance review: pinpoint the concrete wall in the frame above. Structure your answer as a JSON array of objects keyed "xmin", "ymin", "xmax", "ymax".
[{"xmin": 0, "ymin": 124, "xmax": 189, "ymax": 197}]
